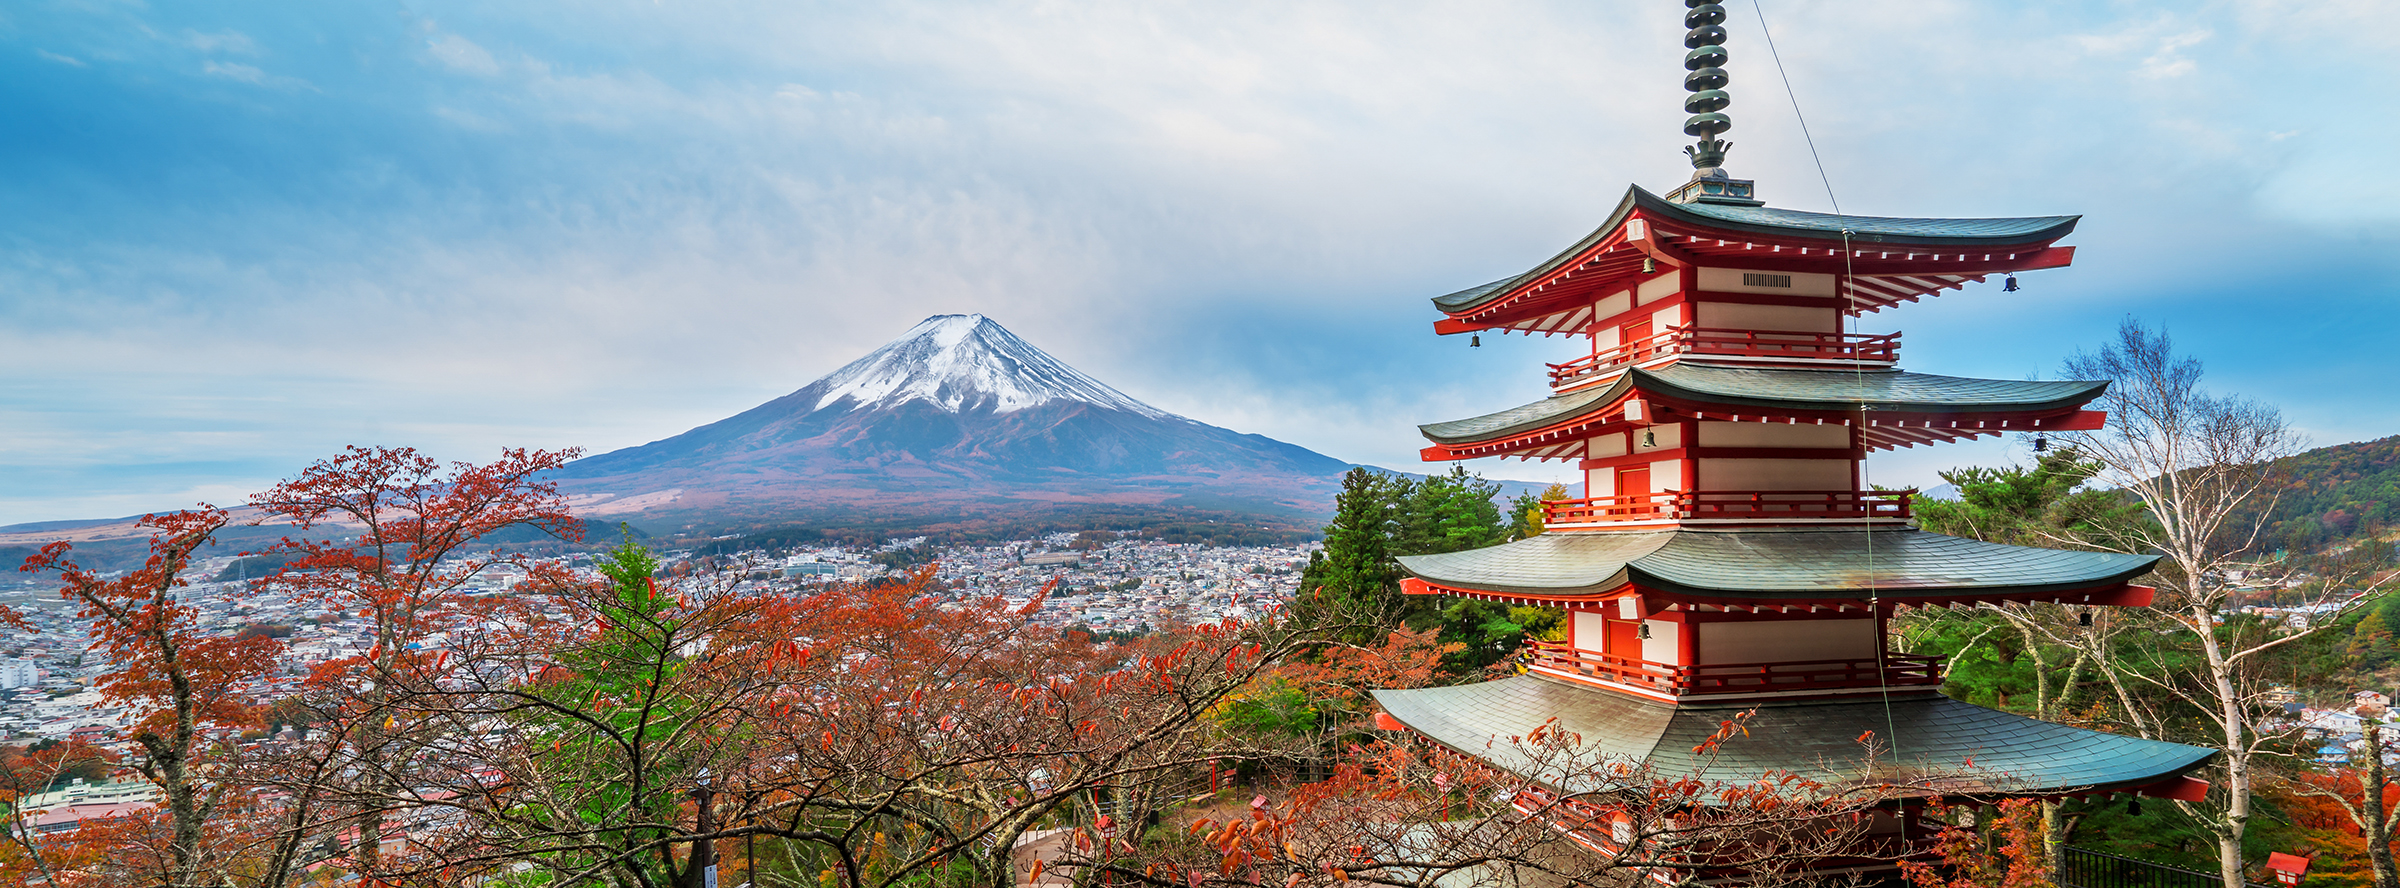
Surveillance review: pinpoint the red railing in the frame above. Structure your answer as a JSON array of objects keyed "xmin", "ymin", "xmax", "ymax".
[
  {"xmin": 1527, "ymin": 641, "xmax": 1945, "ymax": 695},
  {"xmin": 1681, "ymin": 489, "xmax": 1914, "ymax": 519},
  {"xmin": 1537, "ymin": 492, "xmax": 1679, "ymax": 523},
  {"xmin": 1547, "ymin": 326, "xmax": 1901, "ymax": 386},
  {"xmin": 1541, "ymin": 489, "xmax": 1914, "ymax": 525}
]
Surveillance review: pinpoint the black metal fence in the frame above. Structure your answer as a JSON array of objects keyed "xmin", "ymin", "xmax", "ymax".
[{"xmin": 2059, "ymin": 846, "xmax": 2275, "ymax": 888}]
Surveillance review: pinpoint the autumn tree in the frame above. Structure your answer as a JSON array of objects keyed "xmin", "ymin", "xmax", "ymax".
[
  {"xmin": 11, "ymin": 507, "xmax": 290, "ymax": 888},
  {"xmin": 1, "ymin": 738, "xmax": 116, "ymax": 886},
  {"xmin": 245, "ymin": 445, "xmax": 583, "ymax": 884},
  {"xmin": 1902, "ymin": 798, "xmax": 2053, "ymax": 888},
  {"xmin": 316, "ymin": 553, "xmax": 1359, "ymax": 888},
  {"xmin": 1045, "ymin": 714, "xmax": 1913, "ymax": 888},
  {"xmin": 297, "ymin": 537, "xmax": 751, "ymax": 887}
]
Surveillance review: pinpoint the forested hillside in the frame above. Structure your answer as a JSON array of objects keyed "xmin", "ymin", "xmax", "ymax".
[{"xmin": 2264, "ymin": 434, "xmax": 2400, "ymax": 552}]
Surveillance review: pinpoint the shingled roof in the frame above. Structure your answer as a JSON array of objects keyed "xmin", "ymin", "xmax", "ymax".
[
  {"xmin": 1417, "ymin": 364, "xmax": 2107, "ymax": 446},
  {"xmin": 1433, "ymin": 186, "xmax": 2080, "ymax": 315},
  {"xmin": 1373, "ymin": 675, "xmax": 2212, "ymax": 797},
  {"xmin": 1394, "ymin": 526, "xmax": 2159, "ymax": 602}
]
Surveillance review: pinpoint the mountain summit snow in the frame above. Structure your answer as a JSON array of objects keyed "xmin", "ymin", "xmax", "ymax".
[
  {"xmin": 809, "ymin": 314, "xmax": 1173, "ymax": 420},
  {"xmin": 553, "ymin": 314, "xmax": 1354, "ymax": 526}
]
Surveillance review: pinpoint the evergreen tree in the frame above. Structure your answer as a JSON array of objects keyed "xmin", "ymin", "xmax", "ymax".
[
  {"xmin": 1397, "ymin": 466, "xmax": 1505, "ymax": 556},
  {"xmin": 1296, "ymin": 466, "xmax": 1566, "ymax": 675},
  {"xmin": 1297, "ymin": 468, "xmax": 1408, "ymax": 632},
  {"xmin": 1913, "ymin": 447, "xmax": 2145, "ymax": 549},
  {"xmin": 1506, "ymin": 483, "xmax": 1574, "ymax": 542}
]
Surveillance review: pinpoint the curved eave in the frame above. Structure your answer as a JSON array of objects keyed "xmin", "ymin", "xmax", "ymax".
[
  {"xmin": 1430, "ymin": 186, "xmax": 2080, "ymax": 317},
  {"xmin": 1372, "ymin": 676, "xmax": 2214, "ymax": 799},
  {"xmin": 1416, "ymin": 365, "xmax": 2109, "ymax": 449},
  {"xmin": 1394, "ymin": 528, "xmax": 2164, "ymax": 604},
  {"xmin": 1637, "ymin": 366, "xmax": 2108, "ymax": 419},
  {"xmin": 1632, "ymin": 188, "xmax": 2081, "ymax": 249},
  {"xmin": 1433, "ymin": 189, "xmax": 1646, "ymax": 314}
]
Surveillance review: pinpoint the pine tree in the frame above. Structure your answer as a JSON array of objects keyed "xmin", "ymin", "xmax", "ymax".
[
  {"xmin": 1297, "ymin": 468, "xmax": 1406, "ymax": 629},
  {"xmin": 1398, "ymin": 466, "xmax": 1505, "ymax": 555},
  {"xmin": 1506, "ymin": 483, "xmax": 1574, "ymax": 541}
]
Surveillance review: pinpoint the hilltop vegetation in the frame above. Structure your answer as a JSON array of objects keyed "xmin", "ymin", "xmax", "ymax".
[{"xmin": 2263, "ymin": 434, "xmax": 2400, "ymax": 552}]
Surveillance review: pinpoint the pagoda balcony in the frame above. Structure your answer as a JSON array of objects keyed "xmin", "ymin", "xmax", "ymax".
[
  {"xmin": 1540, "ymin": 489, "xmax": 1915, "ymax": 527},
  {"xmin": 1527, "ymin": 641, "xmax": 1946, "ymax": 696},
  {"xmin": 1547, "ymin": 326, "xmax": 1901, "ymax": 389}
]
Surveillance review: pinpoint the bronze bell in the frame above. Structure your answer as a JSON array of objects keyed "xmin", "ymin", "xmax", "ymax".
[
  {"xmin": 2003, "ymin": 274, "xmax": 2020, "ymax": 292},
  {"xmin": 1470, "ymin": 333, "xmax": 1481, "ymax": 348}
]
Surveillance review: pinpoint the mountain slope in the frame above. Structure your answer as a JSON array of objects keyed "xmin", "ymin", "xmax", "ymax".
[
  {"xmin": 553, "ymin": 315, "xmax": 1355, "ymax": 527},
  {"xmin": 2262, "ymin": 434, "xmax": 2400, "ymax": 548}
]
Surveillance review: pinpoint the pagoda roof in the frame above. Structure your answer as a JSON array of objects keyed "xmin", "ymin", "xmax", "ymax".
[
  {"xmin": 1394, "ymin": 526, "xmax": 2159, "ymax": 604},
  {"xmin": 1434, "ymin": 186, "xmax": 2080, "ymax": 316},
  {"xmin": 1431, "ymin": 187, "xmax": 2083, "ymax": 330},
  {"xmin": 1372, "ymin": 675, "xmax": 2213, "ymax": 798},
  {"xmin": 1418, "ymin": 363, "xmax": 2105, "ymax": 448}
]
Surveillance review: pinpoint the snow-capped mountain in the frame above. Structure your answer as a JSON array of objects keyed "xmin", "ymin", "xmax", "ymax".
[
  {"xmin": 808, "ymin": 314, "xmax": 1175, "ymax": 421},
  {"xmin": 553, "ymin": 314, "xmax": 1355, "ymax": 525}
]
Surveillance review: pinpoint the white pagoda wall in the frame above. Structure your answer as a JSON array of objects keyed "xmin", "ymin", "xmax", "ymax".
[
  {"xmin": 1691, "ymin": 301, "xmax": 1837, "ymax": 333},
  {"xmin": 1698, "ymin": 459, "xmax": 1850, "ymax": 491},
  {"xmin": 1694, "ymin": 422, "xmax": 1848, "ymax": 449},
  {"xmin": 1696, "ymin": 619, "xmax": 1877, "ymax": 664}
]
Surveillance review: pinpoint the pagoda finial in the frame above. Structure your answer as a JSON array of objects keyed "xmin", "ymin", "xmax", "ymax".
[
  {"xmin": 1665, "ymin": 1, "xmax": 1760, "ymax": 206},
  {"xmin": 1680, "ymin": 1, "xmax": 1732, "ymax": 170}
]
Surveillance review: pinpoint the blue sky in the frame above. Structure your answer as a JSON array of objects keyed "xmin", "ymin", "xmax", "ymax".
[{"xmin": 2, "ymin": 0, "xmax": 2395, "ymax": 526}]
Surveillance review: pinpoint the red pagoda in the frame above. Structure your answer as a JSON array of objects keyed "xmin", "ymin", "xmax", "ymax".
[{"xmin": 1369, "ymin": 2, "xmax": 2214, "ymax": 881}]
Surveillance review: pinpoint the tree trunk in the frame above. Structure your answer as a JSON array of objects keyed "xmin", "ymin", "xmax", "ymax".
[
  {"xmin": 2367, "ymin": 721, "xmax": 2397, "ymax": 888},
  {"xmin": 2198, "ymin": 604, "xmax": 2250, "ymax": 888},
  {"xmin": 2043, "ymin": 800, "xmax": 2067, "ymax": 883}
]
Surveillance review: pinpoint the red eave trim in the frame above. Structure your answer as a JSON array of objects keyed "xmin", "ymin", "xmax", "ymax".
[
  {"xmin": 2144, "ymin": 775, "xmax": 2210, "ymax": 802},
  {"xmin": 1404, "ymin": 577, "xmax": 2155, "ymax": 611},
  {"xmin": 1642, "ymin": 218, "xmax": 2076, "ymax": 275},
  {"xmin": 2047, "ymin": 409, "xmax": 2108, "ymax": 431},
  {"xmin": 1433, "ymin": 215, "xmax": 2077, "ymax": 334},
  {"xmin": 1441, "ymin": 224, "xmax": 1639, "ymax": 326},
  {"xmin": 1422, "ymin": 392, "xmax": 2105, "ymax": 462}
]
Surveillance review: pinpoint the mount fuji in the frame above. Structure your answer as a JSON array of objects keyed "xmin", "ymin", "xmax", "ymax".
[{"xmin": 552, "ymin": 315, "xmax": 1358, "ymax": 529}]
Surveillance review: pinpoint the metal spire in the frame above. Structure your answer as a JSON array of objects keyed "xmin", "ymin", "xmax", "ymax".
[{"xmin": 1681, "ymin": 1, "xmax": 1732, "ymax": 169}]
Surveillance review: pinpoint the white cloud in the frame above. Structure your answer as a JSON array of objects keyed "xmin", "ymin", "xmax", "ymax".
[
  {"xmin": 2137, "ymin": 30, "xmax": 2210, "ymax": 79},
  {"xmin": 35, "ymin": 49, "xmax": 87, "ymax": 67},
  {"xmin": 199, "ymin": 59, "xmax": 315, "ymax": 91},
  {"xmin": 431, "ymin": 105, "xmax": 508, "ymax": 131},
  {"xmin": 6, "ymin": 0, "xmax": 2400, "ymax": 522},
  {"xmin": 427, "ymin": 33, "xmax": 501, "ymax": 76},
  {"xmin": 201, "ymin": 60, "xmax": 266, "ymax": 83},
  {"xmin": 183, "ymin": 28, "xmax": 258, "ymax": 55}
]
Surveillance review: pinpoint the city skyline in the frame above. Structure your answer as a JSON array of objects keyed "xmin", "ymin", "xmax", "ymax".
[{"xmin": 4, "ymin": 1, "xmax": 2396, "ymax": 525}]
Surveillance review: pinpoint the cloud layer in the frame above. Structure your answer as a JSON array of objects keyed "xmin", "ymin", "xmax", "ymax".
[{"xmin": 2, "ymin": 0, "xmax": 2395, "ymax": 524}]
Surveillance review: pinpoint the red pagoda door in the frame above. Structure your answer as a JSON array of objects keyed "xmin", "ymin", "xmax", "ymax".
[
  {"xmin": 1619, "ymin": 317, "xmax": 1651, "ymax": 361},
  {"xmin": 1615, "ymin": 465, "xmax": 1650, "ymax": 516},
  {"xmin": 1604, "ymin": 619, "xmax": 1641, "ymax": 663}
]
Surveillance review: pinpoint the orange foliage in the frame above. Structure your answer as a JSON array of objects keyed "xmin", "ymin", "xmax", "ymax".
[
  {"xmin": 12, "ymin": 507, "xmax": 285, "ymax": 888},
  {"xmin": 2269, "ymin": 769, "xmax": 2393, "ymax": 888},
  {"xmin": 1271, "ymin": 626, "xmax": 1456, "ymax": 715},
  {"xmin": 1901, "ymin": 798, "xmax": 2051, "ymax": 888}
]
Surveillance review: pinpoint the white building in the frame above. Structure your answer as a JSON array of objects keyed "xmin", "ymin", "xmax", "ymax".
[{"xmin": 0, "ymin": 659, "xmax": 37, "ymax": 689}]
